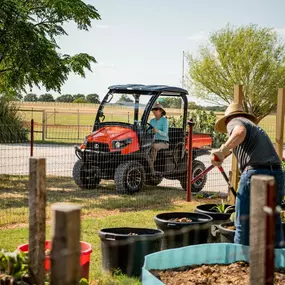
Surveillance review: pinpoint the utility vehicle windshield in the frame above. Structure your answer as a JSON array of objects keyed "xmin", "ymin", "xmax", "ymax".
[{"xmin": 97, "ymin": 92, "xmax": 146, "ymax": 124}]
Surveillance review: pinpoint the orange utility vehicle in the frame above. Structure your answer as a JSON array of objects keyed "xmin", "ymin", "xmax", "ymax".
[{"xmin": 73, "ymin": 85, "xmax": 212, "ymax": 194}]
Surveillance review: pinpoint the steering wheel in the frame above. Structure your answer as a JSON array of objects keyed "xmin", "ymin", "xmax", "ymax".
[{"xmin": 146, "ymin": 123, "xmax": 154, "ymax": 132}]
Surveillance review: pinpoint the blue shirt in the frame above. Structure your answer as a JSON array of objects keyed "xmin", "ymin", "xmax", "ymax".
[{"xmin": 150, "ymin": 116, "xmax": 169, "ymax": 142}]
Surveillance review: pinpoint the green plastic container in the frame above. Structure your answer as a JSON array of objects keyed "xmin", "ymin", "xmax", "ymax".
[{"xmin": 142, "ymin": 243, "xmax": 285, "ymax": 284}]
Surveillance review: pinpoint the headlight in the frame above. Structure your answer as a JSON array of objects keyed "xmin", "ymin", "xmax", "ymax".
[
  {"xmin": 114, "ymin": 141, "xmax": 121, "ymax": 149},
  {"xmin": 112, "ymin": 138, "xmax": 132, "ymax": 149}
]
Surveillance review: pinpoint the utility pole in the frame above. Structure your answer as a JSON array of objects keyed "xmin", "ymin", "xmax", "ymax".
[{"xmin": 182, "ymin": 51, "xmax": 185, "ymax": 89}]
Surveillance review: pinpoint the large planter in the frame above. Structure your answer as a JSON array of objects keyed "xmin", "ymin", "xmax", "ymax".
[
  {"xmin": 18, "ymin": 240, "xmax": 92, "ymax": 280},
  {"xmin": 142, "ymin": 243, "xmax": 285, "ymax": 284},
  {"xmin": 217, "ymin": 221, "xmax": 235, "ymax": 243},
  {"xmin": 195, "ymin": 203, "xmax": 235, "ymax": 242},
  {"xmin": 98, "ymin": 227, "xmax": 163, "ymax": 277},
  {"xmin": 154, "ymin": 212, "xmax": 212, "ymax": 250}
]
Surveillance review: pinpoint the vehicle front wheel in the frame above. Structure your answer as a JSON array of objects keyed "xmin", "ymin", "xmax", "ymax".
[
  {"xmin": 72, "ymin": 160, "xmax": 101, "ymax": 189},
  {"xmin": 114, "ymin": 161, "xmax": 145, "ymax": 194},
  {"xmin": 179, "ymin": 160, "xmax": 207, "ymax": 192}
]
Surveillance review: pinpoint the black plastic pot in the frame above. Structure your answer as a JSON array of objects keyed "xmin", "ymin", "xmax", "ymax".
[
  {"xmin": 98, "ymin": 227, "xmax": 163, "ymax": 277},
  {"xmin": 194, "ymin": 204, "xmax": 235, "ymax": 220},
  {"xmin": 195, "ymin": 204, "xmax": 235, "ymax": 242},
  {"xmin": 154, "ymin": 212, "xmax": 213, "ymax": 250},
  {"xmin": 217, "ymin": 222, "xmax": 235, "ymax": 243}
]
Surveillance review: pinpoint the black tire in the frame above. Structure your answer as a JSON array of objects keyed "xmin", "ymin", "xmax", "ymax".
[
  {"xmin": 72, "ymin": 160, "xmax": 101, "ymax": 189},
  {"xmin": 179, "ymin": 160, "xmax": 207, "ymax": 192},
  {"xmin": 114, "ymin": 161, "xmax": 145, "ymax": 194},
  {"xmin": 145, "ymin": 175, "xmax": 163, "ymax": 186}
]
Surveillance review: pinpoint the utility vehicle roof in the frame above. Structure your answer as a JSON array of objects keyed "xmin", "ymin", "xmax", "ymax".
[{"xmin": 108, "ymin": 84, "xmax": 188, "ymax": 95}]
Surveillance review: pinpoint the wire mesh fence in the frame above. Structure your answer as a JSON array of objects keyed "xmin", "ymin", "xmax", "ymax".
[
  {"xmin": 1, "ymin": 111, "xmax": 284, "ymax": 228},
  {"xmin": 0, "ymin": 110, "xmax": 285, "ymax": 284}
]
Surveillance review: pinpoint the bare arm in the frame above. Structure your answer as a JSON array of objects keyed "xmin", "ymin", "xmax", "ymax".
[{"xmin": 224, "ymin": 125, "xmax": 247, "ymax": 150}]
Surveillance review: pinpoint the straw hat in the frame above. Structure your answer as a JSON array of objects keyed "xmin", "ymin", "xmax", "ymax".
[
  {"xmin": 152, "ymin": 103, "xmax": 166, "ymax": 116},
  {"xmin": 215, "ymin": 103, "xmax": 257, "ymax": 133}
]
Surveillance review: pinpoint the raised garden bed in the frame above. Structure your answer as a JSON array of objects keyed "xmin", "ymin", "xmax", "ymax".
[
  {"xmin": 150, "ymin": 261, "xmax": 285, "ymax": 285},
  {"xmin": 142, "ymin": 243, "xmax": 285, "ymax": 284}
]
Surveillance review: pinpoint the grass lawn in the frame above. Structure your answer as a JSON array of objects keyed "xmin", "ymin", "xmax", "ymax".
[{"xmin": 0, "ymin": 174, "xmax": 221, "ymax": 284}]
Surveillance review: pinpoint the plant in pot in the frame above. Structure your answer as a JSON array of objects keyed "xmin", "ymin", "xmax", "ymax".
[
  {"xmin": 0, "ymin": 249, "xmax": 89, "ymax": 285},
  {"xmin": 0, "ymin": 250, "xmax": 30, "ymax": 284},
  {"xmin": 195, "ymin": 200, "xmax": 235, "ymax": 242},
  {"xmin": 195, "ymin": 200, "xmax": 235, "ymax": 220}
]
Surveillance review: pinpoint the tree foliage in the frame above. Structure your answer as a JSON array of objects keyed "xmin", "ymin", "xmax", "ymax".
[
  {"xmin": 0, "ymin": 0, "xmax": 101, "ymax": 94},
  {"xmin": 117, "ymin": 94, "xmax": 134, "ymax": 103},
  {"xmin": 160, "ymin": 97, "xmax": 182, "ymax": 108},
  {"xmin": 38, "ymin": 93, "xmax": 54, "ymax": 102},
  {"xmin": 188, "ymin": 24, "xmax": 285, "ymax": 121},
  {"xmin": 24, "ymin": 93, "xmax": 37, "ymax": 102},
  {"xmin": 0, "ymin": 98, "xmax": 28, "ymax": 142},
  {"xmin": 86, "ymin": 93, "xmax": 100, "ymax": 104},
  {"xmin": 73, "ymin": 97, "xmax": 87, "ymax": 103},
  {"xmin": 56, "ymin": 94, "xmax": 74, "ymax": 102}
]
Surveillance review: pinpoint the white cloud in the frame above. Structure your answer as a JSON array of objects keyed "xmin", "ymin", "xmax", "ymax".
[
  {"xmin": 187, "ymin": 31, "xmax": 208, "ymax": 42},
  {"xmin": 274, "ymin": 27, "xmax": 285, "ymax": 38}
]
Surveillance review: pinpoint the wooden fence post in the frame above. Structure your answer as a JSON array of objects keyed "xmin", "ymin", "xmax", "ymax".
[
  {"xmin": 250, "ymin": 175, "xmax": 276, "ymax": 285},
  {"xmin": 51, "ymin": 203, "xmax": 82, "ymax": 285},
  {"xmin": 42, "ymin": 109, "xmax": 46, "ymax": 141},
  {"xmin": 228, "ymin": 85, "xmax": 243, "ymax": 204},
  {"xmin": 275, "ymin": 88, "xmax": 285, "ymax": 160},
  {"xmin": 29, "ymin": 158, "xmax": 46, "ymax": 285}
]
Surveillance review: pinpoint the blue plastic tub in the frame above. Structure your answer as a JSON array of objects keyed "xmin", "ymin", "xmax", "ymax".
[{"xmin": 142, "ymin": 243, "xmax": 285, "ymax": 284}]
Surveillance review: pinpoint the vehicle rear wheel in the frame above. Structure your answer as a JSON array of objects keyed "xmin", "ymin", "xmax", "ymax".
[
  {"xmin": 72, "ymin": 160, "xmax": 101, "ymax": 189},
  {"xmin": 179, "ymin": 160, "xmax": 207, "ymax": 192},
  {"xmin": 114, "ymin": 161, "xmax": 145, "ymax": 194},
  {"xmin": 145, "ymin": 175, "xmax": 163, "ymax": 186}
]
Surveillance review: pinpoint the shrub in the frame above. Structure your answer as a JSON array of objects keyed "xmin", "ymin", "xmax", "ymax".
[
  {"xmin": 0, "ymin": 98, "xmax": 29, "ymax": 143},
  {"xmin": 168, "ymin": 110, "xmax": 227, "ymax": 148},
  {"xmin": 73, "ymin": 97, "xmax": 87, "ymax": 103}
]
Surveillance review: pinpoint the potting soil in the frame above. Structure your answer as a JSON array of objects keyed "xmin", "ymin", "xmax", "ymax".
[
  {"xmin": 150, "ymin": 261, "xmax": 285, "ymax": 285},
  {"xmin": 168, "ymin": 217, "xmax": 192, "ymax": 222}
]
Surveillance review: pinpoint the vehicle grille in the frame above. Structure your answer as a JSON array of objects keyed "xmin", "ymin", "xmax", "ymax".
[{"xmin": 86, "ymin": 142, "xmax": 110, "ymax": 152}]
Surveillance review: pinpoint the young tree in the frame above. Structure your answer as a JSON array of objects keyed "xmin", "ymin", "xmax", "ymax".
[
  {"xmin": 0, "ymin": 0, "xmax": 100, "ymax": 94},
  {"xmin": 86, "ymin": 93, "xmax": 100, "ymax": 104},
  {"xmin": 188, "ymin": 24, "xmax": 285, "ymax": 121}
]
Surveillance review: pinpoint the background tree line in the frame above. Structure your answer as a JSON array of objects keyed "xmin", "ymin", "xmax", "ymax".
[
  {"xmin": 160, "ymin": 97, "xmax": 226, "ymax": 112},
  {"xmin": 19, "ymin": 93, "xmax": 100, "ymax": 104}
]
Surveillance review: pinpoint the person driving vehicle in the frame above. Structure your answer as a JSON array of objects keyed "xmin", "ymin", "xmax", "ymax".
[{"xmin": 149, "ymin": 103, "xmax": 169, "ymax": 170}]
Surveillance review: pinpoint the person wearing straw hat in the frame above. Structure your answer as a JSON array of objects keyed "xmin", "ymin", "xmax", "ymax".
[
  {"xmin": 210, "ymin": 102, "xmax": 284, "ymax": 247},
  {"xmin": 149, "ymin": 103, "xmax": 169, "ymax": 171}
]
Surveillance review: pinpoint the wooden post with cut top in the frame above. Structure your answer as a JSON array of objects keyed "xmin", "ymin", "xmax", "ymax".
[
  {"xmin": 228, "ymin": 85, "xmax": 243, "ymax": 204},
  {"xmin": 51, "ymin": 203, "xmax": 82, "ymax": 285},
  {"xmin": 29, "ymin": 158, "xmax": 46, "ymax": 285},
  {"xmin": 275, "ymin": 88, "xmax": 285, "ymax": 160},
  {"xmin": 250, "ymin": 175, "xmax": 276, "ymax": 285}
]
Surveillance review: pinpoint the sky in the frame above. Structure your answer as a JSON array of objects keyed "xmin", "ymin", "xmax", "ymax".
[{"xmin": 32, "ymin": 0, "xmax": 285, "ymax": 105}]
